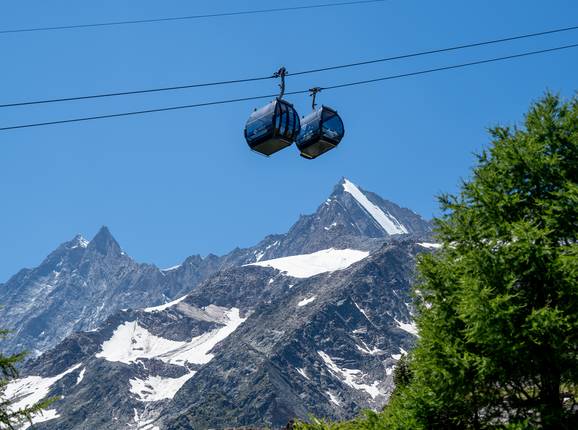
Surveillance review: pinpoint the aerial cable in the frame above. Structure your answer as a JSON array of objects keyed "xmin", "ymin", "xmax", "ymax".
[
  {"xmin": 0, "ymin": 0, "xmax": 385, "ymax": 35},
  {"xmin": 2, "ymin": 23, "xmax": 578, "ymax": 109},
  {"xmin": 319, "ymin": 43, "xmax": 578, "ymax": 90},
  {"xmin": 0, "ymin": 75, "xmax": 274, "ymax": 108},
  {"xmin": 0, "ymin": 42, "xmax": 577, "ymax": 132},
  {"xmin": 0, "ymin": 93, "xmax": 301, "ymax": 132},
  {"xmin": 289, "ymin": 24, "xmax": 578, "ymax": 76}
]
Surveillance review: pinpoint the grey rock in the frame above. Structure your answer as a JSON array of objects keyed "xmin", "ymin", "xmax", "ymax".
[
  {"xmin": 3, "ymin": 177, "xmax": 436, "ymax": 429},
  {"xmin": 0, "ymin": 227, "xmax": 224, "ymax": 357}
]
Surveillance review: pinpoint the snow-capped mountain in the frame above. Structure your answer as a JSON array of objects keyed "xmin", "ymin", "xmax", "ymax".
[
  {"xmin": 162, "ymin": 241, "xmax": 425, "ymax": 429},
  {"xmin": 229, "ymin": 177, "xmax": 432, "ymax": 264},
  {"xmin": 0, "ymin": 178, "xmax": 430, "ymax": 358},
  {"xmin": 0, "ymin": 227, "xmax": 225, "ymax": 357},
  {"xmin": 13, "ymin": 240, "xmax": 433, "ymax": 429},
  {"xmin": 2, "ymin": 178, "xmax": 436, "ymax": 429}
]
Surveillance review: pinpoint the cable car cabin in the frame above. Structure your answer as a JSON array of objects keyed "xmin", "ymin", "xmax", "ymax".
[
  {"xmin": 296, "ymin": 106, "xmax": 344, "ymax": 159},
  {"xmin": 244, "ymin": 99, "xmax": 301, "ymax": 156}
]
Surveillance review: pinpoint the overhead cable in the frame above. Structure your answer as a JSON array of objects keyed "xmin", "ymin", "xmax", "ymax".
[
  {"xmin": 1, "ymin": 42, "xmax": 576, "ymax": 132},
  {"xmin": 0, "ymin": 0, "xmax": 385, "ymax": 35},
  {"xmin": 2, "ymin": 23, "xmax": 577, "ymax": 109}
]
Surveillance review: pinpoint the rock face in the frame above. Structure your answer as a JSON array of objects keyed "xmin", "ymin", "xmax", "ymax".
[
  {"xmin": 234, "ymin": 178, "xmax": 432, "ymax": 264},
  {"xmin": 0, "ymin": 178, "xmax": 430, "ymax": 358},
  {"xmin": 163, "ymin": 242, "xmax": 423, "ymax": 429},
  {"xmin": 2, "ymin": 178, "xmax": 435, "ymax": 429},
  {"xmin": 0, "ymin": 227, "xmax": 223, "ymax": 357}
]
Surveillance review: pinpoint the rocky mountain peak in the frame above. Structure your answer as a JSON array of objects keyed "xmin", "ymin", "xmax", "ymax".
[
  {"xmin": 0, "ymin": 177, "xmax": 439, "ymax": 429},
  {"xmin": 87, "ymin": 226, "xmax": 122, "ymax": 256},
  {"xmin": 236, "ymin": 178, "xmax": 433, "ymax": 265},
  {"xmin": 64, "ymin": 234, "xmax": 89, "ymax": 250},
  {"xmin": 0, "ymin": 178, "xmax": 430, "ymax": 361},
  {"xmin": 330, "ymin": 176, "xmax": 350, "ymax": 196},
  {"xmin": 324, "ymin": 177, "xmax": 432, "ymax": 238}
]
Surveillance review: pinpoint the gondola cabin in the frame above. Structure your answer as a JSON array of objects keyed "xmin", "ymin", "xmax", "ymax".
[
  {"xmin": 296, "ymin": 106, "xmax": 344, "ymax": 159},
  {"xmin": 244, "ymin": 98, "xmax": 301, "ymax": 156}
]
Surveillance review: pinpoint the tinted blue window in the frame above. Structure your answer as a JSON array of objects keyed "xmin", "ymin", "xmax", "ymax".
[
  {"xmin": 321, "ymin": 111, "xmax": 344, "ymax": 141},
  {"xmin": 246, "ymin": 117, "xmax": 272, "ymax": 142},
  {"xmin": 245, "ymin": 102, "xmax": 276, "ymax": 143},
  {"xmin": 296, "ymin": 111, "xmax": 321, "ymax": 145}
]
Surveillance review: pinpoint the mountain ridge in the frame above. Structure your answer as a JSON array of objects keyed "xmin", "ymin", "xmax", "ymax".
[
  {"xmin": 17, "ymin": 240, "xmax": 429, "ymax": 429},
  {"xmin": 1, "ymin": 177, "xmax": 431, "ymax": 358},
  {"xmin": 2, "ymin": 177, "xmax": 436, "ymax": 429}
]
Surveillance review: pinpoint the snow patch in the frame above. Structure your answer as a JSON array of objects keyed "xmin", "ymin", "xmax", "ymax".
[
  {"xmin": 248, "ymin": 248, "xmax": 369, "ymax": 278},
  {"xmin": 395, "ymin": 319, "xmax": 418, "ymax": 336},
  {"xmin": 356, "ymin": 342, "xmax": 382, "ymax": 355},
  {"xmin": 342, "ymin": 179, "xmax": 408, "ymax": 235},
  {"xmin": 296, "ymin": 368, "xmax": 310, "ymax": 380},
  {"xmin": 5, "ymin": 363, "xmax": 82, "ymax": 416},
  {"xmin": 129, "ymin": 372, "xmax": 196, "ymax": 402},
  {"xmin": 268, "ymin": 241, "xmax": 280, "ymax": 249},
  {"xmin": 353, "ymin": 301, "xmax": 372, "ymax": 322},
  {"xmin": 418, "ymin": 242, "xmax": 442, "ymax": 249},
  {"xmin": 254, "ymin": 240, "xmax": 280, "ymax": 263},
  {"xmin": 70, "ymin": 235, "xmax": 89, "ymax": 249},
  {"xmin": 297, "ymin": 296, "xmax": 316, "ymax": 307},
  {"xmin": 324, "ymin": 222, "xmax": 338, "ymax": 231},
  {"xmin": 143, "ymin": 295, "xmax": 187, "ymax": 313},
  {"xmin": 21, "ymin": 409, "xmax": 60, "ymax": 429},
  {"xmin": 161, "ymin": 264, "xmax": 181, "ymax": 272},
  {"xmin": 133, "ymin": 409, "xmax": 159, "ymax": 430},
  {"xmin": 318, "ymin": 351, "xmax": 381, "ymax": 399},
  {"xmin": 161, "ymin": 308, "xmax": 245, "ymax": 366},
  {"xmin": 326, "ymin": 390, "xmax": 341, "ymax": 406},
  {"xmin": 96, "ymin": 308, "xmax": 245, "ymax": 366},
  {"xmin": 76, "ymin": 367, "xmax": 86, "ymax": 385},
  {"xmin": 96, "ymin": 322, "xmax": 183, "ymax": 364}
]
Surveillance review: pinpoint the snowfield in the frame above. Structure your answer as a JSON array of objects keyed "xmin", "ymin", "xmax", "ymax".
[
  {"xmin": 129, "ymin": 372, "xmax": 196, "ymax": 402},
  {"xmin": 248, "ymin": 248, "xmax": 369, "ymax": 278},
  {"xmin": 342, "ymin": 179, "xmax": 408, "ymax": 235},
  {"xmin": 143, "ymin": 294, "xmax": 188, "ymax": 313},
  {"xmin": 5, "ymin": 363, "xmax": 82, "ymax": 411},
  {"xmin": 96, "ymin": 307, "xmax": 246, "ymax": 366},
  {"xmin": 5, "ymin": 363, "xmax": 82, "ymax": 428},
  {"xmin": 297, "ymin": 296, "xmax": 317, "ymax": 307},
  {"xmin": 21, "ymin": 409, "xmax": 60, "ymax": 429}
]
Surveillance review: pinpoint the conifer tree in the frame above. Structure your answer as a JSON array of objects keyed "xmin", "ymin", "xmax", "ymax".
[
  {"xmin": 384, "ymin": 93, "xmax": 578, "ymax": 429},
  {"xmin": 296, "ymin": 93, "xmax": 577, "ymax": 430},
  {"xmin": 0, "ymin": 328, "xmax": 54, "ymax": 429}
]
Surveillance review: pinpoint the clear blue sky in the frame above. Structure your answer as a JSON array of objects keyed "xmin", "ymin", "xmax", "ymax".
[{"xmin": 1, "ymin": 0, "xmax": 577, "ymax": 281}]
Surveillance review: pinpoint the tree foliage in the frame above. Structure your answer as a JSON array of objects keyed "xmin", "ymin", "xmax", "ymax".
[
  {"xmin": 0, "ymin": 328, "xmax": 55, "ymax": 429},
  {"xmin": 298, "ymin": 93, "xmax": 578, "ymax": 429}
]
